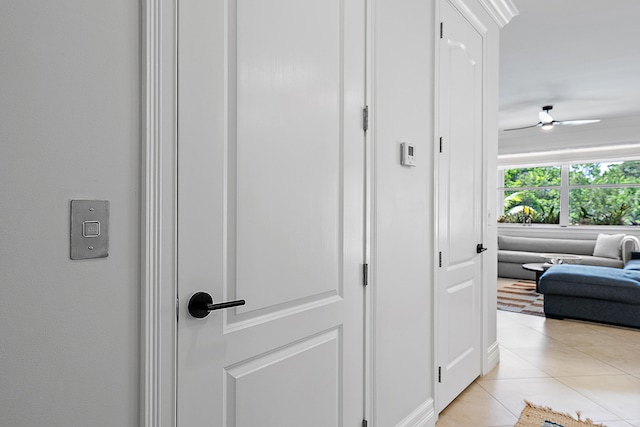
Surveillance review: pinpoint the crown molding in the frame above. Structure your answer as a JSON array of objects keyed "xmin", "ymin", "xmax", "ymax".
[{"xmin": 477, "ymin": 0, "xmax": 518, "ymax": 28}]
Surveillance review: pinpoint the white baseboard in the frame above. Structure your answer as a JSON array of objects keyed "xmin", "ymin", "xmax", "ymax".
[
  {"xmin": 484, "ymin": 340, "xmax": 500, "ymax": 375},
  {"xmin": 395, "ymin": 398, "xmax": 436, "ymax": 427}
]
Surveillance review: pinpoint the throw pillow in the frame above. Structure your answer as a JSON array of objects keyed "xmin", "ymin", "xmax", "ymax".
[
  {"xmin": 592, "ymin": 233, "xmax": 625, "ymax": 260},
  {"xmin": 632, "ymin": 251, "xmax": 640, "ymax": 260}
]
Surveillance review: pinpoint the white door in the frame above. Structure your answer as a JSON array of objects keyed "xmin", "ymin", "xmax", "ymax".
[
  {"xmin": 436, "ymin": 0, "xmax": 484, "ymax": 413},
  {"xmin": 176, "ymin": 1, "xmax": 366, "ymax": 426}
]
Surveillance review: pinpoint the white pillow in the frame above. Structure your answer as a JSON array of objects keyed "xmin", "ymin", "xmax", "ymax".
[{"xmin": 592, "ymin": 233, "xmax": 625, "ymax": 260}]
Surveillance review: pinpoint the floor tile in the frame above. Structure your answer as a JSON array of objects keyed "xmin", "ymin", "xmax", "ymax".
[
  {"xmin": 600, "ymin": 421, "xmax": 636, "ymax": 427},
  {"xmin": 558, "ymin": 374, "xmax": 640, "ymax": 420},
  {"xmin": 497, "ymin": 308, "xmax": 547, "ymax": 328},
  {"xmin": 574, "ymin": 343, "xmax": 640, "ymax": 375},
  {"xmin": 586, "ymin": 325, "xmax": 640, "ymax": 348},
  {"xmin": 508, "ymin": 342, "xmax": 625, "ymax": 377},
  {"xmin": 533, "ymin": 323, "xmax": 628, "ymax": 348},
  {"xmin": 436, "ymin": 383, "xmax": 518, "ymax": 427},
  {"xmin": 479, "ymin": 347, "xmax": 549, "ymax": 381},
  {"xmin": 443, "ymin": 303, "xmax": 640, "ymax": 426},
  {"xmin": 497, "ymin": 324, "xmax": 558, "ymax": 350}
]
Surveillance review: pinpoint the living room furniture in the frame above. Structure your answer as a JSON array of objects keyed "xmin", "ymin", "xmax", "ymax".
[
  {"xmin": 537, "ymin": 259, "xmax": 640, "ymax": 329},
  {"xmin": 498, "ymin": 234, "xmax": 637, "ymax": 280},
  {"xmin": 521, "ymin": 263, "xmax": 550, "ymax": 290}
]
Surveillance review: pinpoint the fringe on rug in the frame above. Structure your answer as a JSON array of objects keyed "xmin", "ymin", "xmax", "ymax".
[{"xmin": 522, "ymin": 401, "xmax": 607, "ymax": 427}]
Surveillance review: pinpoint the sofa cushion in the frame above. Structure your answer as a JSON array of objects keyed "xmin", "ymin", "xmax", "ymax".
[
  {"xmin": 498, "ymin": 235, "xmax": 595, "ymax": 255},
  {"xmin": 498, "ymin": 250, "xmax": 549, "ymax": 264},
  {"xmin": 574, "ymin": 255, "xmax": 623, "ymax": 268},
  {"xmin": 592, "ymin": 233, "xmax": 625, "ymax": 260},
  {"xmin": 498, "ymin": 251, "xmax": 623, "ymax": 268},
  {"xmin": 625, "ymin": 259, "xmax": 640, "ymax": 271},
  {"xmin": 539, "ymin": 264, "xmax": 640, "ymax": 305}
]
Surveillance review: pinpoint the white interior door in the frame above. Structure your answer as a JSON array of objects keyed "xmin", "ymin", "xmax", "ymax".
[
  {"xmin": 176, "ymin": 1, "xmax": 366, "ymax": 426},
  {"xmin": 436, "ymin": 0, "xmax": 484, "ymax": 413}
]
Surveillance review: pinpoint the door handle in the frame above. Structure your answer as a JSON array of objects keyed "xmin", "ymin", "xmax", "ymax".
[
  {"xmin": 188, "ymin": 292, "xmax": 246, "ymax": 318},
  {"xmin": 476, "ymin": 243, "xmax": 488, "ymax": 254}
]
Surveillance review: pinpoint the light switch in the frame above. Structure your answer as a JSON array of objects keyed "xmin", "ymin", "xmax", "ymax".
[
  {"xmin": 82, "ymin": 221, "xmax": 101, "ymax": 237},
  {"xmin": 71, "ymin": 200, "xmax": 109, "ymax": 260}
]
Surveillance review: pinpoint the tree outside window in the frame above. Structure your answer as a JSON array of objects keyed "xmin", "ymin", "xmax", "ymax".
[
  {"xmin": 499, "ymin": 166, "xmax": 561, "ymax": 224},
  {"xmin": 498, "ymin": 160, "xmax": 640, "ymax": 226}
]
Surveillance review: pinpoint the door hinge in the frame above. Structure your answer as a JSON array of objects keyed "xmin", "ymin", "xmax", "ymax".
[
  {"xmin": 440, "ymin": 22, "xmax": 443, "ymax": 39},
  {"xmin": 439, "ymin": 251, "xmax": 442, "ymax": 268},
  {"xmin": 439, "ymin": 136, "xmax": 443, "ymax": 153},
  {"xmin": 438, "ymin": 366, "xmax": 442, "ymax": 383},
  {"xmin": 363, "ymin": 263, "xmax": 369, "ymax": 286},
  {"xmin": 362, "ymin": 420, "xmax": 368, "ymax": 427},
  {"xmin": 363, "ymin": 106, "xmax": 369, "ymax": 132},
  {"xmin": 176, "ymin": 297, "xmax": 180, "ymax": 321}
]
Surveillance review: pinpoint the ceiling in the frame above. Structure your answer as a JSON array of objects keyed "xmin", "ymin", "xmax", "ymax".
[{"xmin": 498, "ymin": 0, "xmax": 640, "ymax": 133}]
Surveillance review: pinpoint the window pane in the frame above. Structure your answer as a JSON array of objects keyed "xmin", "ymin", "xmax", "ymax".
[
  {"xmin": 570, "ymin": 161, "xmax": 640, "ymax": 185},
  {"xmin": 569, "ymin": 187, "xmax": 640, "ymax": 225},
  {"xmin": 499, "ymin": 190, "xmax": 560, "ymax": 224},
  {"xmin": 503, "ymin": 166, "xmax": 561, "ymax": 188}
]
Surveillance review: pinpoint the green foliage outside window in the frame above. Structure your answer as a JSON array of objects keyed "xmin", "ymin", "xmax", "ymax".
[
  {"xmin": 499, "ymin": 190, "xmax": 560, "ymax": 224},
  {"xmin": 498, "ymin": 161, "xmax": 640, "ymax": 226},
  {"xmin": 504, "ymin": 166, "xmax": 561, "ymax": 188}
]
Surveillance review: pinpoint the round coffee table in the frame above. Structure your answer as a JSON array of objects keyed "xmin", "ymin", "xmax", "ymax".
[{"xmin": 522, "ymin": 262, "xmax": 551, "ymax": 292}]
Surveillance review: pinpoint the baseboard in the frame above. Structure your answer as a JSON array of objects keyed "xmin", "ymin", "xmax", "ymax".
[
  {"xmin": 395, "ymin": 398, "xmax": 436, "ymax": 427},
  {"xmin": 484, "ymin": 340, "xmax": 500, "ymax": 375}
]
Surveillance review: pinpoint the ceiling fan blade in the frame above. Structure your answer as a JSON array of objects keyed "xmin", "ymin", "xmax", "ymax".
[
  {"xmin": 503, "ymin": 122, "xmax": 542, "ymax": 131},
  {"xmin": 555, "ymin": 119, "xmax": 601, "ymax": 126}
]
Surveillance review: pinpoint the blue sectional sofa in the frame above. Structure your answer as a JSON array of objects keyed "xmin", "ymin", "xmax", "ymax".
[{"xmin": 538, "ymin": 257, "xmax": 640, "ymax": 329}]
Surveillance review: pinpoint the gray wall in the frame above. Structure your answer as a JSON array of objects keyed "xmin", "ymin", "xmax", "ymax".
[{"xmin": 0, "ymin": 1, "xmax": 140, "ymax": 425}]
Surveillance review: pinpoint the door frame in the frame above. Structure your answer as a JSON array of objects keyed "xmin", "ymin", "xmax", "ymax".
[
  {"xmin": 140, "ymin": 1, "xmax": 374, "ymax": 426},
  {"xmin": 141, "ymin": 0, "xmax": 178, "ymax": 426}
]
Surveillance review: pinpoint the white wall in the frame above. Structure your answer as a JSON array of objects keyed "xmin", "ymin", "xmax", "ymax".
[
  {"xmin": 371, "ymin": 0, "xmax": 435, "ymax": 424},
  {"xmin": 0, "ymin": 2, "xmax": 140, "ymax": 426}
]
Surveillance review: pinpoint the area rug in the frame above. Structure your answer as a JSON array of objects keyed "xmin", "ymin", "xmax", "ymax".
[
  {"xmin": 515, "ymin": 401, "xmax": 607, "ymax": 427},
  {"xmin": 497, "ymin": 280, "xmax": 544, "ymax": 317}
]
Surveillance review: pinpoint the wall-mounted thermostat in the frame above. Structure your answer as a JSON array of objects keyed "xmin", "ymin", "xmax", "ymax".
[{"xmin": 401, "ymin": 142, "xmax": 416, "ymax": 167}]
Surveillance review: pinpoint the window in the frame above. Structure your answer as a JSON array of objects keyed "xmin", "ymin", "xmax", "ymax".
[
  {"xmin": 498, "ymin": 166, "xmax": 561, "ymax": 224},
  {"xmin": 498, "ymin": 160, "xmax": 640, "ymax": 226}
]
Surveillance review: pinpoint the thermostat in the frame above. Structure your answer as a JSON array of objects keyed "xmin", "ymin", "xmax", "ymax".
[{"xmin": 401, "ymin": 143, "xmax": 416, "ymax": 167}]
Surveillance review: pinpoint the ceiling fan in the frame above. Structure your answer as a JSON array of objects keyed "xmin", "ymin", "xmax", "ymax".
[{"xmin": 503, "ymin": 105, "xmax": 601, "ymax": 131}]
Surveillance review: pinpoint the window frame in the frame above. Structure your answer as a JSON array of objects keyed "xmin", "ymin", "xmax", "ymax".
[{"xmin": 498, "ymin": 160, "xmax": 640, "ymax": 227}]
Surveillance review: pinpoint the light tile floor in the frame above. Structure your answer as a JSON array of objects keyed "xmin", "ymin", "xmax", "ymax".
[{"xmin": 436, "ymin": 278, "xmax": 640, "ymax": 427}]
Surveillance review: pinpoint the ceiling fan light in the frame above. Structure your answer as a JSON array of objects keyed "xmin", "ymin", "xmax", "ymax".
[
  {"xmin": 541, "ymin": 123, "xmax": 554, "ymax": 130},
  {"xmin": 539, "ymin": 111, "xmax": 553, "ymax": 123}
]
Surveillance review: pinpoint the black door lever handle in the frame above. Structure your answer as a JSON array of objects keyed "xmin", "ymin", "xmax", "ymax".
[
  {"xmin": 188, "ymin": 292, "xmax": 245, "ymax": 318},
  {"xmin": 476, "ymin": 243, "xmax": 488, "ymax": 254}
]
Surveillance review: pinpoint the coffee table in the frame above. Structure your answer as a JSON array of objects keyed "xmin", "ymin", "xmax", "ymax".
[{"xmin": 522, "ymin": 262, "xmax": 551, "ymax": 292}]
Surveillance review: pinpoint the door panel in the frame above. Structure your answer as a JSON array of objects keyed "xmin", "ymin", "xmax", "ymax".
[
  {"xmin": 437, "ymin": 0, "xmax": 483, "ymax": 412},
  {"xmin": 177, "ymin": 0, "xmax": 366, "ymax": 425},
  {"xmin": 234, "ymin": 0, "xmax": 343, "ymax": 312},
  {"xmin": 228, "ymin": 330, "xmax": 340, "ymax": 426}
]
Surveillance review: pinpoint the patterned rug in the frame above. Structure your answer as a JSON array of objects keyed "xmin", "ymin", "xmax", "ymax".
[
  {"xmin": 515, "ymin": 401, "xmax": 607, "ymax": 426},
  {"xmin": 497, "ymin": 280, "xmax": 545, "ymax": 317}
]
